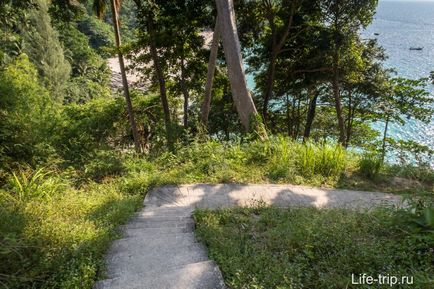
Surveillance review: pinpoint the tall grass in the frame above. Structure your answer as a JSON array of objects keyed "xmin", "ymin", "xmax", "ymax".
[
  {"xmin": 0, "ymin": 169, "xmax": 141, "ymax": 289},
  {"xmin": 1, "ymin": 137, "xmax": 431, "ymax": 288},
  {"xmin": 296, "ymin": 142, "xmax": 346, "ymax": 177}
]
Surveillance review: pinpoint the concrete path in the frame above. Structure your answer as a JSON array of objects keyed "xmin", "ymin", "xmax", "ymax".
[{"xmin": 94, "ymin": 184, "xmax": 402, "ymax": 289}]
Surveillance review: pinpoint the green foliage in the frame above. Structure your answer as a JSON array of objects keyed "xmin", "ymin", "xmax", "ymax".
[
  {"xmin": 389, "ymin": 139, "xmax": 434, "ymax": 167},
  {"xmin": 84, "ymin": 150, "xmax": 125, "ymax": 182},
  {"xmin": 395, "ymin": 197, "xmax": 434, "ymax": 235},
  {"xmin": 77, "ymin": 15, "xmax": 114, "ymax": 55},
  {"xmin": 0, "ymin": 168, "xmax": 142, "ymax": 289},
  {"xmin": 263, "ymin": 138, "xmax": 347, "ymax": 183},
  {"xmin": 58, "ymin": 22, "xmax": 111, "ymax": 103},
  {"xmin": 5, "ymin": 168, "xmax": 64, "ymax": 202},
  {"xmin": 55, "ymin": 97, "xmax": 124, "ymax": 164},
  {"xmin": 194, "ymin": 205, "xmax": 433, "ymax": 289},
  {"xmin": 296, "ymin": 141, "xmax": 346, "ymax": 177},
  {"xmin": 388, "ymin": 78, "xmax": 433, "ymax": 124},
  {"xmin": 358, "ymin": 154, "xmax": 382, "ymax": 180},
  {"xmin": 21, "ymin": 0, "xmax": 71, "ymax": 101},
  {"xmin": 1, "ymin": 1, "xmax": 433, "ymax": 289},
  {"xmin": 150, "ymin": 137, "xmax": 351, "ymax": 186},
  {"xmin": 0, "ymin": 54, "xmax": 57, "ymax": 169}
]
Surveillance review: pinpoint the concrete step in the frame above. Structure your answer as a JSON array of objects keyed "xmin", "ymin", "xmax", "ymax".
[
  {"xmin": 131, "ymin": 214, "xmax": 192, "ymax": 222},
  {"xmin": 122, "ymin": 218, "xmax": 194, "ymax": 230},
  {"xmin": 106, "ymin": 243, "xmax": 209, "ymax": 276},
  {"xmin": 94, "ymin": 260, "xmax": 225, "ymax": 289},
  {"xmin": 135, "ymin": 207, "xmax": 194, "ymax": 218},
  {"xmin": 109, "ymin": 233, "xmax": 199, "ymax": 255},
  {"xmin": 121, "ymin": 225, "xmax": 194, "ymax": 237}
]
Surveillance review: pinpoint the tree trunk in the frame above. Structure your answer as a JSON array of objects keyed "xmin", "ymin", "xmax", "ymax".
[
  {"xmin": 345, "ymin": 109, "xmax": 354, "ymax": 147},
  {"xmin": 332, "ymin": 49, "xmax": 346, "ymax": 146},
  {"xmin": 303, "ymin": 86, "xmax": 318, "ymax": 141},
  {"xmin": 262, "ymin": 52, "xmax": 277, "ymax": 124},
  {"xmin": 110, "ymin": 0, "xmax": 141, "ymax": 153},
  {"xmin": 201, "ymin": 16, "xmax": 221, "ymax": 126},
  {"xmin": 180, "ymin": 49, "xmax": 190, "ymax": 129},
  {"xmin": 285, "ymin": 94, "xmax": 291, "ymax": 137},
  {"xmin": 147, "ymin": 12, "xmax": 173, "ymax": 149},
  {"xmin": 381, "ymin": 114, "xmax": 390, "ymax": 163},
  {"xmin": 262, "ymin": 1, "xmax": 297, "ymax": 125},
  {"xmin": 294, "ymin": 96, "xmax": 301, "ymax": 139},
  {"xmin": 215, "ymin": 0, "xmax": 258, "ymax": 131},
  {"xmin": 290, "ymin": 96, "xmax": 296, "ymax": 138},
  {"xmin": 345, "ymin": 89, "xmax": 353, "ymax": 147}
]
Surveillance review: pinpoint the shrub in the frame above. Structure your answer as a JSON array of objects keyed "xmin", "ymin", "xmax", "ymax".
[
  {"xmin": 55, "ymin": 97, "xmax": 123, "ymax": 164},
  {"xmin": 0, "ymin": 54, "xmax": 58, "ymax": 169},
  {"xmin": 84, "ymin": 150, "xmax": 125, "ymax": 182}
]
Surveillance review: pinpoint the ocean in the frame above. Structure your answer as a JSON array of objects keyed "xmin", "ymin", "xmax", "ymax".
[
  {"xmin": 363, "ymin": 0, "xmax": 434, "ymax": 150},
  {"xmin": 247, "ymin": 0, "xmax": 434, "ymax": 152}
]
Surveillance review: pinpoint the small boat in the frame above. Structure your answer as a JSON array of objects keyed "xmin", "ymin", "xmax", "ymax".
[
  {"xmin": 374, "ymin": 33, "xmax": 380, "ymax": 36},
  {"xmin": 410, "ymin": 47, "xmax": 423, "ymax": 51}
]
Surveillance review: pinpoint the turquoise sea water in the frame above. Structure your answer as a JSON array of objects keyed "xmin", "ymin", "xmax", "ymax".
[
  {"xmin": 363, "ymin": 0, "xmax": 434, "ymax": 150},
  {"xmin": 247, "ymin": 0, "xmax": 434, "ymax": 151}
]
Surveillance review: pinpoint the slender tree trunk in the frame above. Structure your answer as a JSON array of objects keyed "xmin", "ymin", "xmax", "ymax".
[
  {"xmin": 263, "ymin": 52, "xmax": 277, "ymax": 124},
  {"xmin": 147, "ymin": 12, "xmax": 173, "ymax": 149},
  {"xmin": 346, "ymin": 109, "xmax": 354, "ymax": 147},
  {"xmin": 294, "ymin": 96, "xmax": 301, "ymax": 139},
  {"xmin": 215, "ymin": 0, "xmax": 258, "ymax": 131},
  {"xmin": 180, "ymin": 49, "xmax": 190, "ymax": 129},
  {"xmin": 201, "ymin": 16, "xmax": 221, "ymax": 126},
  {"xmin": 286, "ymin": 94, "xmax": 291, "ymax": 137},
  {"xmin": 290, "ymin": 96, "xmax": 296, "ymax": 138},
  {"xmin": 345, "ymin": 89, "xmax": 353, "ymax": 147},
  {"xmin": 381, "ymin": 114, "xmax": 390, "ymax": 163},
  {"xmin": 262, "ymin": 1, "xmax": 297, "ymax": 125},
  {"xmin": 303, "ymin": 86, "xmax": 318, "ymax": 141},
  {"xmin": 332, "ymin": 48, "xmax": 346, "ymax": 146},
  {"xmin": 110, "ymin": 0, "xmax": 141, "ymax": 153}
]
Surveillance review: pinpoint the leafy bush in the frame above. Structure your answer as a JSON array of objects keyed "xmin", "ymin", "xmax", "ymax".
[
  {"xmin": 0, "ymin": 54, "xmax": 58, "ymax": 169},
  {"xmin": 55, "ymin": 97, "xmax": 123, "ymax": 164},
  {"xmin": 84, "ymin": 150, "xmax": 125, "ymax": 182}
]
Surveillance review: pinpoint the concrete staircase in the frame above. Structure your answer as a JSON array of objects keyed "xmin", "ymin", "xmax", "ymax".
[
  {"xmin": 94, "ymin": 207, "xmax": 225, "ymax": 289},
  {"xmin": 94, "ymin": 184, "xmax": 402, "ymax": 289}
]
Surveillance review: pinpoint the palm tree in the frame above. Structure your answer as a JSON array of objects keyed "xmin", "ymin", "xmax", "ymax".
[{"xmin": 93, "ymin": 0, "xmax": 142, "ymax": 153}]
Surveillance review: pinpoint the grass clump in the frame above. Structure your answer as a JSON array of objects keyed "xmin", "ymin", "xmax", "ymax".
[
  {"xmin": 194, "ymin": 205, "xmax": 433, "ymax": 289},
  {"xmin": 358, "ymin": 154, "xmax": 383, "ymax": 180}
]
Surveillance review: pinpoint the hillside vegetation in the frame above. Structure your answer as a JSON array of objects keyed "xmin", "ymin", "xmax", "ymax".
[{"xmin": 0, "ymin": 0, "xmax": 433, "ymax": 288}]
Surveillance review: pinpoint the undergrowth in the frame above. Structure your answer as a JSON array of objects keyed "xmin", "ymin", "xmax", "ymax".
[
  {"xmin": 194, "ymin": 204, "xmax": 434, "ymax": 289},
  {"xmin": 0, "ymin": 137, "xmax": 432, "ymax": 288}
]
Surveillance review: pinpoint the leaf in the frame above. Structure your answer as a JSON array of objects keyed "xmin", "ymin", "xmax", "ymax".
[{"xmin": 424, "ymin": 208, "xmax": 434, "ymax": 227}]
